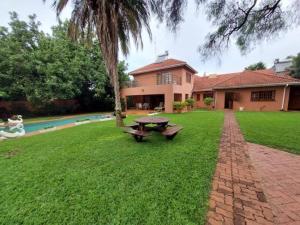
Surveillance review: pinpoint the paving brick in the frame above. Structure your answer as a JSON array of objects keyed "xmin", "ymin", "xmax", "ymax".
[
  {"xmin": 248, "ymin": 143, "xmax": 300, "ymax": 225},
  {"xmin": 206, "ymin": 111, "xmax": 275, "ymax": 225}
]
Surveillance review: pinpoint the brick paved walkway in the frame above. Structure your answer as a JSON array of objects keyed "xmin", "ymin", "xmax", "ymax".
[
  {"xmin": 206, "ymin": 111, "xmax": 275, "ymax": 225},
  {"xmin": 248, "ymin": 143, "xmax": 300, "ymax": 225}
]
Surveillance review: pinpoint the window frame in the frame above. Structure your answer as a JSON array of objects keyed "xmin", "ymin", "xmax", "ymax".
[
  {"xmin": 203, "ymin": 92, "xmax": 214, "ymax": 100},
  {"xmin": 186, "ymin": 72, "xmax": 192, "ymax": 83},
  {"xmin": 156, "ymin": 72, "xmax": 173, "ymax": 85},
  {"xmin": 250, "ymin": 90, "xmax": 276, "ymax": 102}
]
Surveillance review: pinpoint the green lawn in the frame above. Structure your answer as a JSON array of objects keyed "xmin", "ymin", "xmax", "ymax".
[
  {"xmin": 0, "ymin": 111, "xmax": 223, "ymax": 225},
  {"xmin": 236, "ymin": 111, "xmax": 300, "ymax": 154}
]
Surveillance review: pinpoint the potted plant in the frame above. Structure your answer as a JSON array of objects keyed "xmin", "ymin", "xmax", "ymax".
[
  {"xmin": 173, "ymin": 101, "xmax": 186, "ymax": 113},
  {"xmin": 204, "ymin": 97, "xmax": 214, "ymax": 110},
  {"xmin": 185, "ymin": 98, "xmax": 195, "ymax": 111}
]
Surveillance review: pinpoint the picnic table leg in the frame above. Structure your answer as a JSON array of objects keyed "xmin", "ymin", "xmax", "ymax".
[
  {"xmin": 166, "ymin": 133, "xmax": 177, "ymax": 140},
  {"xmin": 138, "ymin": 123, "xmax": 144, "ymax": 131},
  {"xmin": 133, "ymin": 134, "xmax": 143, "ymax": 142}
]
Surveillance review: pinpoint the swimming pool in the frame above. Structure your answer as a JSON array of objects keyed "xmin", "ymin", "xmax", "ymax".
[
  {"xmin": 0, "ymin": 114, "xmax": 113, "ymax": 134},
  {"xmin": 24, "ymin": 114, "xmax": 112, "ymax": 133}
]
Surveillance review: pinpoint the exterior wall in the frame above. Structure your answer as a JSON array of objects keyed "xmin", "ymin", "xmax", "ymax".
[
  {"xmin": 132, "ymin": 68, "xmax": 184, "ymax": 86},
  {"xmin": 173, "ymin": 68, "xmax": 194, "ymax": 100},
  {"xmin": 121, "ymin": 67, "xmax": 195, "ymax": 113},
  {"xmin": 193, "ymin": 92, "xmax": 214, "ymax": 109},
  {"xmin": 214, "ymin": 86, "xmax": 290, "ymax": 111}
]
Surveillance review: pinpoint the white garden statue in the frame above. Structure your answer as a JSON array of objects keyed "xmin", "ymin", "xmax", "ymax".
[{"xmin": 0, "ymin": 115, "xmax": 25, "ymax": 139}]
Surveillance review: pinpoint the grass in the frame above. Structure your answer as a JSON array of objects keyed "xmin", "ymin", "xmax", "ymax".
[
  {"xmin": 0, "ymin": 111, "xmax": 223, "ymax": 225},
  {"xmin": 236, "ymin": 111, "xmax": 300, "ymax": 154}
]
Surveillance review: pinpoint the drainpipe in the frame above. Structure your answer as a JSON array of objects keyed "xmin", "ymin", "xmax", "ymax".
[
  {"xmin": 214, "ymin": 91, "xmax": 217, "ymax": 109},
  {"xmin": 281, "ymin": 84, "xmax": 288, "ymax": 111}
]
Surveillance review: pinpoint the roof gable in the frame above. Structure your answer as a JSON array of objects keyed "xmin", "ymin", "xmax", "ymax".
[{"xmin": 129, "ymin": 58, "xmax": 197, "ymax": 75}]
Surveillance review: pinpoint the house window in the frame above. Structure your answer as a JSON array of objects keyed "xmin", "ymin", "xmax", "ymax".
[
  {"xmin": 251, "ymin": 90, "xmax": 275, "ymax": 101},
  {"xmin": 157, "ymin": 72, "xmax": 172, "ymax": 85},
  {"xmin": 203, "ymin": 92, "xmax": 214, "ymax": 100},
  {"xmin": 185, "ymin": 94, "xmax": 189, "ymax": 99},
  {"xmin": 186, "ymin": 72, "xmax": 192, "ymax": 83},
  {"xmin": 196, "ymin": 94, "xmax": 201, "ymax": 101}
]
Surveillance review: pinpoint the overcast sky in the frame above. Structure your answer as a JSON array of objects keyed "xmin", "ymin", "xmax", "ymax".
[{"xmin": 1, "ymin": 0, "xmax": 300, "ymax": 75}]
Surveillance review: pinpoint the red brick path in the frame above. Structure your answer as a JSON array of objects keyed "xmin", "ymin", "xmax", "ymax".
[
  {"xmin": 206, "ymin": 111, "xmax": 275, "ymax": 225},
  {"xmin": 248, "ymin": 143, "xmax": 300, "ymax": 225}
]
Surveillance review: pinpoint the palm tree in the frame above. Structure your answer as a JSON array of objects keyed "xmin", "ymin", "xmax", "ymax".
[{"xmin": 46, "ymin": 0, "xmax": 157, "ymax": 127}]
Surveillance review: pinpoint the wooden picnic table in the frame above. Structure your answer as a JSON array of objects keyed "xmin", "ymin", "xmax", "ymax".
[
  {"xmin": 124, "ymin": 116, "xmax": 182, "ymax": 142},
  {"xmin": 134, "ymin": 116, "xmax": 169, "ymax": 131}
]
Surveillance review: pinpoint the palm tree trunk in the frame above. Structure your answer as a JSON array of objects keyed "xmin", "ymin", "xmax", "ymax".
[{"xmin": 111, "ymin": 65, "xmax": 124, "ymax": 127}]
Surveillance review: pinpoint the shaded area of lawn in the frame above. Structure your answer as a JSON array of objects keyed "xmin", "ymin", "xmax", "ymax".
[
  {"xmin": 236, "ymin": 112, "xmax": 300, "ymax": 154},
  {"xmin": 0, "ymin": 111, "xmax": 223, "ymax": 225}
]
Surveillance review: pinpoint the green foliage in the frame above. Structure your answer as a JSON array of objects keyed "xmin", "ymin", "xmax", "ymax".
[
  {"xmin": 0, "ymin": 111, "xmax": 224, "ymax": 224},
  {"xmin": 236, "ymin": 112, "xmax": 300, "ymax": 154},
  {"xmin": 245, "ymin": 62, "xmax": 266, "ymax": 71},
  {"xmin": 290, "ymin": 53, "xmax": 300, "ymax": 78},
  {"xmin": 0, "ymin": 12, "xmax": 129, "ymax": 113},
  {"xmin": 173, "ymin": 101, "xmax": 186, "ymax": 112},
  {"xmin": 185, "ymin": 98, "xmax": 195, "ymax": 107},
  {"xmin": 160, "ymin": 0, "xmax": 298, "ymax": 59},
  {"xmin": 204, "ymin": 97, "xmax": 214, "ymax": 107}
]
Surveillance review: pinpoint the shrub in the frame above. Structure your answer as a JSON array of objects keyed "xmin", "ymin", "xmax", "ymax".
[
  {"xmin": 204, "ymin": 97, "xmax": 214, "ymax": 108},
  {"xmin": 185, "ymin": 98, "xmax": 195, "ymax": 110},
  {"xmin": 173, "ymin": 101, "xmax": 186, "ymax": 113}
]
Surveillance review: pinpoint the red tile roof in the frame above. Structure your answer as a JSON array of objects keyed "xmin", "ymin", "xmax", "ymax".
[
  {"xmin": 193, "ymin": 69, "xmax": 300, "ymax": 91},
  {"xmin": 129, "ymin": 58, "xmax": 197, "ymax": 75}
]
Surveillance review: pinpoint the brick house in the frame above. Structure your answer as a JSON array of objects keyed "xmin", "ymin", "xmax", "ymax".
[
  {"xmin": 121, "ymin": 54, "xmax": 197, "ymax": 113},
  {"xmin": 121, "ymin": 56, "xmax": 300, "ymax": 112}
]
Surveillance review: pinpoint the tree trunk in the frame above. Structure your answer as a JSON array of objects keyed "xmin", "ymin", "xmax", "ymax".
[{"xmin": 111, "ymin": 65, "xmax": 124, "ymax": 127}]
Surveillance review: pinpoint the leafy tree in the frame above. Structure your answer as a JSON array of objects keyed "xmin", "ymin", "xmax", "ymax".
[
  {"xmin": 47, "ymin": 0, "xmax": 161, "ymax": 127},
  {"xmin": 290, "ymin": 53, "xmax": 300, "ymax": 78},
  {"xmin": 0, "ymin": 13, "xmax": 129, "ymax": 114},
  {"xmin": 245, "ymin": 62, "xmax": 266, "ymax": 71},
  {"xmin": 160, "ymin": 0, "xmax": 300, "ymax": 59},
  {"xmin": 0, "ymin": 12, "xmax": 42, "ymax": 101}
]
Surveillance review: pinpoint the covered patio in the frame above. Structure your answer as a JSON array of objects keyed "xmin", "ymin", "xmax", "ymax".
[{"xmin": 125, "ymin": 94, "xmax": 164, "ymax": 111}]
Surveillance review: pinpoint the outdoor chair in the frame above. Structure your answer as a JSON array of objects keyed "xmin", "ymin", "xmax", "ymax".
[
  {"xmin": 136, "ymin": 103, "xmax": 143, "ymax": 110},
  {"xmin": 154, "ymin": 102, "xmax": 164, "ymax": 112},
  {"xmin": 143, "ymin": 103, "xmax": 150, "ymax": 110}
]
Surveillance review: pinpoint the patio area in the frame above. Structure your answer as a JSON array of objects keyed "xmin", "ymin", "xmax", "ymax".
[{"xmin": 125, "ymin": 95, "xmax": 165, "ymax": 112}]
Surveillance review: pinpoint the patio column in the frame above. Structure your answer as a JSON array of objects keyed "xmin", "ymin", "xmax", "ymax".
[{"xmin": 164, "ymin": 93, "xmax": 174, "ymax": 113}]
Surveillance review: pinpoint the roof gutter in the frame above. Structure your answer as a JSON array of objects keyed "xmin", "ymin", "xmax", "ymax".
[{"xmin": 213, "ymin": 82, "xmax": 300, "ymax": 90}]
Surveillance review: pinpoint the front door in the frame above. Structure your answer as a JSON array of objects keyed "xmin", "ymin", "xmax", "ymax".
[{"xmin": 224, "ymin": 92, "xmax": 234, "ymax": 109}]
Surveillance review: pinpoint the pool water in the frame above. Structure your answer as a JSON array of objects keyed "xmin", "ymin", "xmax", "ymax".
[{"xmin": 0, "ymin": 114, "xmax": 111, "ymax": 134}]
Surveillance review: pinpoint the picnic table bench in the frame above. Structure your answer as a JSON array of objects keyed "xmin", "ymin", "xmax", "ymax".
[
  {"xmin": 124, "ymin": 128, "xmax": 150, "ymax": 142},
  {"xmin": 162, "ymin": 125, "xmax": 183, "ymax": 140}
]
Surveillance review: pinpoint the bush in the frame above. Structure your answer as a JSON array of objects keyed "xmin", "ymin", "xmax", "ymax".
[
  {"xmin": 204, "ymin": 97, "xmax": 214, "ymax": 108},
  {"xmin": 185, "ymin": 98, "xmax": 195, "ymax": 110},
  {"xmin": 173, "ymin": 101, "xmax": 186, "ymax": 113}
]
